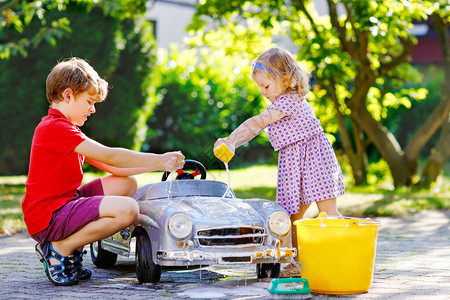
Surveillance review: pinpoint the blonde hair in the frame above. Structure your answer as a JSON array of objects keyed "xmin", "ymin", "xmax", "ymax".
[
  {"xmin": 46, "ymin": 57, "xmax": 108, "ymax": 104},
  {"xmin": 252, "ymin": 47, "xmax": 310, "ymax": 98}
]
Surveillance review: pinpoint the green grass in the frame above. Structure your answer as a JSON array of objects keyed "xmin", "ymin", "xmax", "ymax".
[
  {"xmin": 0, "ymin": 176, "xmax": 27, "ymax": 235},
  {"xmin": 1, "ymin": 165, "xmax": 449, "ymax": 235}
]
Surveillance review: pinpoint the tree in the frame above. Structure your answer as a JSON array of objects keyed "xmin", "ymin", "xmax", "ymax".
[
  {"xmin": 0, "ymin": 0, "xmax": 147, "ymax": 60},
  {"xmin": 191, "ymin": 0, "xmax": 449, "ymax": 187}
]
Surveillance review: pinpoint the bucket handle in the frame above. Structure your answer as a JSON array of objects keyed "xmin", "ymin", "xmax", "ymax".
[
  {"xmin": 350, "ymin": 218, "xmax": 381, "ymax": 227},
  {"xmin": 317, "ymin": 212, "xmax": 381, "ymax": 227},
  {"xmin": 349, "ymin": 219, "xmax": 359, "ymax": 227},
  {"xmin": 318, "ymin": 212, "xmax": 328, "ymax": 219}
]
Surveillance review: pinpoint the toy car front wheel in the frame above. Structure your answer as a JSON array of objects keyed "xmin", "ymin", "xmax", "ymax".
[
  {"xmin": 90, "ymin": 240, "xmax": 118, "ymax": 268},
  {"xmin": 136, "ymin": 231, "xmax": 161, "ymax": 283},
  {"xmin": 256, "ymin": 263, "xmax": 280, "ymax": 279}
]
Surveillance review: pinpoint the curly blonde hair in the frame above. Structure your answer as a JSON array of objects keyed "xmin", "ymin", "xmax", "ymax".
[
  {"xmin": 46, "ymin": 57, "xmax": 108, "ymax": 104},
  {"xmin": 252, "ymin": 47, "xmax": 310, "ymax": 98}
]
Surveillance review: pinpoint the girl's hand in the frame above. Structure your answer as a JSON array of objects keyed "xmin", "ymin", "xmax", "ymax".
[
  {"xmin": 214, "ymin": 138, "xmax": 235, "ymax": 154},
  {"xmin": 213, "ymin": 138, "xmax": 234, "ymax": 153},
  {"xmin": 160, "ymin": 151, "xmax": 185, "ymax": 172},
  {"xmin": 214, "ymin": 138, "xmax": 225, "ymax": 149}
]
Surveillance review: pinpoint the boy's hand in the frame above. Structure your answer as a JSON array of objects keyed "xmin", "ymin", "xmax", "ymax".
[{"xmin": 160, "ymin": 151, "xmax": 185, "ymax": 171}]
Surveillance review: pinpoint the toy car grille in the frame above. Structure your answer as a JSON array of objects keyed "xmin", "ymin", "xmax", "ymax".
[{"xmin": 196, "ymin": 227, "xmax": 265, "ymax": 247}]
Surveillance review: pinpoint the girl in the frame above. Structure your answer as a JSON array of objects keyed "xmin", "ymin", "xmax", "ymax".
[{"xmin": 214, "ymin": 47, "xmax": 345, "ymax": 277}]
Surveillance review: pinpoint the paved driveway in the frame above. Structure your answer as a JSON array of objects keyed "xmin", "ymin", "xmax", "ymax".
[{"xmin": 0, "ymin": 210, "xmax": 449, "ymax": 299}]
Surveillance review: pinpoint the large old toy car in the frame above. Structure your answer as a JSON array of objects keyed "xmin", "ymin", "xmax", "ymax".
[{"xmin": 90, "ymin": 160, "xmax": 296, "ymax": 283}]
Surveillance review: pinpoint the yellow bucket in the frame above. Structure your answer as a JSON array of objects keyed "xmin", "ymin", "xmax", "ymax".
[{"xmin": 293, "ymin": 212, "xmax": 381, "ymax": 294}]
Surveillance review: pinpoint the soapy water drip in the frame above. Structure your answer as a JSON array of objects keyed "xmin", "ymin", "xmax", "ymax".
[
  {"xmin": 221, "ymin": 162, "xmax": 234, "ymax": 199},
  {"xmin": 166, "ymin": 162, "xmax": 234, "ymax": 200},
  {"xmin": 167, "ymin": 171, "xmax": 177, "ymax": 200},
  {"xmin": 244, "ymin": 263, "xmax": 250, "ymax": 286}
]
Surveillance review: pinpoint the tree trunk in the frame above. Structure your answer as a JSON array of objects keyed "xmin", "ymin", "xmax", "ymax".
[
  {"xmin": 421, "ymin": 115, "xmax": 450, "ymax": 186},
  {"xmin": 326, "ymin": 82, "xmax": 367, "ymax": 185},
  {"xmin": 345, "ymin": 64, "xmax": 414, "ymax": 187},
  {"xmin": 350, "ymin": 117, "xmax": 368, "ymax": 183},
  {"xmin": 420, "ymin": 12, "xmax": 450, "ymax": 187},
  {"xmin": 348, "ymin": 97, "xmax": 413, "ymax": 187},
  {"xmin": 404, "ymin": 85, "xmax": 450, "ymax": 169}
]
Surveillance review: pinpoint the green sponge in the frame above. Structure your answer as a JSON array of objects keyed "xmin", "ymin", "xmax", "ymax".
[{"xmin": 268, "ymin": 278, "xmax": 312, "ymax": 299}]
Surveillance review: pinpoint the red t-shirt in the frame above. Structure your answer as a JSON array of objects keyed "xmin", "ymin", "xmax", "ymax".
[{"xmin": 22, "ymin": 108, "xmax": 87, "ymax": 235}]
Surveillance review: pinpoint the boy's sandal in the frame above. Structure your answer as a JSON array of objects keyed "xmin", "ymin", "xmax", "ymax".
[
  {"xmin": 35, "ymin": 242, "xmax": 79, "ymax": 286},
  {"xmin": 70, "ymin": 249, "xmax": 92, "ymax": 280}
]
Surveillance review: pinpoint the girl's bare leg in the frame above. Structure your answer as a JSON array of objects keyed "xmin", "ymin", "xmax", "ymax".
[
  {"xmin": 288, "ymin": 203, "xmax": 310, "ymax": 266},
  {"xmin": 285, "ymin": 198, "xmax": 340, "ymax": 271},
  {"xmin": 316, "ymin": 198, "xmax": 341, "ymax": 216}
]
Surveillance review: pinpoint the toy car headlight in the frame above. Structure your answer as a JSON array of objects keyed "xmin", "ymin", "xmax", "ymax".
[
  {"xmin": 168, "ymin": 213, "xmax": 192, "ymax": 240},
  {"xmin": 268, "ymin": 211, "xmax": 291, "ymax": 236}
]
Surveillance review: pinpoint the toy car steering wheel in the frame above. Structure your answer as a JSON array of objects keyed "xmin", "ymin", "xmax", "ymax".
[{"xmin": 161, "ymin": 159, "xmax": 207, "ymax": 181}]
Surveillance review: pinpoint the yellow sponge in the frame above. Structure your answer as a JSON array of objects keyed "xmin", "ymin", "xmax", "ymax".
[{"xmin": 214, "ymin": 143, "xmax": 234, "ymax": 163}]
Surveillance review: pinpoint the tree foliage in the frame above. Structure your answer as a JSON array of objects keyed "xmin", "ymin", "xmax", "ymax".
[
  {"xmin": 191, "ymin": 0, "xmax": 450, "ymax": 187},
  {"xmin": 84, "ymin": 16, "xmax": 157, "ymax": 151},
  {"xmin": 145, "ymin": 26, "xmax": 277, "ymax": 169},
  {"xmin": 0, "ymin": 0, "xmax": 147, "ymax": 59}
]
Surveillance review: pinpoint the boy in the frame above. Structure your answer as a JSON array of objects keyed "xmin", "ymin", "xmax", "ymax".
[{"xmin": 22, "ymin": 57, "xmax": 185, "ymax": 286}]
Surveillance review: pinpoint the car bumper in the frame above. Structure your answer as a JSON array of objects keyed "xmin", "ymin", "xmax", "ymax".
[{"xmin": 155, "ymin": 246, "xmax": 296, "ymax": 266}]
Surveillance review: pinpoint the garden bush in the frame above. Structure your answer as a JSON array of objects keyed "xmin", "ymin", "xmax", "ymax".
[
  {"xmin": 0, "ymin": 3, "xmax": 157, "ymax": 175},
  {"xmin": 144, "ymin": 47, "xmax": 277, "ymax": 169}
]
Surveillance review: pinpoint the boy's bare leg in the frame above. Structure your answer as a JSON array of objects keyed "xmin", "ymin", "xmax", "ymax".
[
  {"xmin": 49, "ymin": 175, "xmax": 139, "ymax": 261},
  {"xmin": 100, "ymin": 174, "xmax": 137, "ymax": 198},
  {"xmin": 50, "ymin": 196, "xmax": 139, "ymax": 257},
  {"xmin": 74, "ymin": 175, "xmax": 138, "ymax": 252}
]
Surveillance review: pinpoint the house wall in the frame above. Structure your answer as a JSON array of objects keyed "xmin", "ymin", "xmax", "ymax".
[{"xmin": 146, "ymin": 0, "xmax": 197, "ymax": 50}]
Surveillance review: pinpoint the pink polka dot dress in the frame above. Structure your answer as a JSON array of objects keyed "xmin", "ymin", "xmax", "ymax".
[{"xmin": 266, "ymin": 92, "xmax": 345, "ymax": 215}]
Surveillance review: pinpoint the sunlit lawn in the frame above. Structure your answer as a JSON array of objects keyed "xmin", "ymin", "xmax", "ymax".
[{"xmin": 1, "ymin": 165, "xmax": 449, "ymax": 235}]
